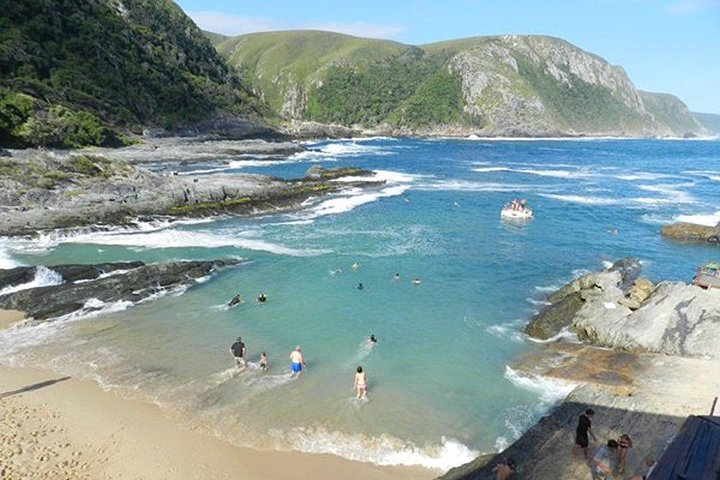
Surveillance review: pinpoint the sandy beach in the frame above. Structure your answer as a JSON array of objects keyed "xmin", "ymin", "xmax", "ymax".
[{"xmin": 0, "ymin": 357, "xmax": 433, "ymax": 480}]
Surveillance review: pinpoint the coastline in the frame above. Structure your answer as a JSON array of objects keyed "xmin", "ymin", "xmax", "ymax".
[
  {"xmin": 441, "ymin": 343, "xmax": 720, "ymax": 479},
  {"xmin": 0, "ymin": 360, "xmax": 434, "ymax": 480}
]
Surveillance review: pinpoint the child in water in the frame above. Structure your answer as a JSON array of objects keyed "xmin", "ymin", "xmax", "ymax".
[
  {"xmin": 354, "ymin": 366, "xmax": 368, "ymax": 400},
  {"xmin": 259, "ymin": 352, "xmax": 268, "ymax": 371}
]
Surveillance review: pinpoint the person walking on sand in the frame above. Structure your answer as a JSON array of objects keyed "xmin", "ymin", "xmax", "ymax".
[
  {"xmin": 230, "ymin": 336, "xmax": 246, "ymax": 367},
  {"xmin": 572, "ymin": 408, "xmax": 597, "ymax": 458},
  {"xmin": 354, "ymin": 366, "xmax": 368, "ymax": 399},
  {"xmin": 289, "ymin": 346, "xmax": 305, "ymax": 376}
]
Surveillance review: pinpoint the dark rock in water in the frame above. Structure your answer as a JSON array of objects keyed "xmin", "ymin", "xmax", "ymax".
[
  {"xmin": 0, "ymin": 260, "xmax": 239, "ymax": 320},
  {"xmin": 51, "ymin": 262, "xmax": 145, "ymax": 282},
  {"xmin": 661, "ymin": 222, "xmax": 720, "ymax": 244},
  {"xmin": 303, "ymin": 165, "xmax": 375, "ymax": 181},
  {"xmin": 525, "ymin": 294, "xmax": 584, "ymax": 340},
  {"xmin": 526, "ymin": 259, "xmax": 640, "ymax": 340},
  {"xmin": 0, "ymin": 261, "xmax": 144, "ymax": 291}
]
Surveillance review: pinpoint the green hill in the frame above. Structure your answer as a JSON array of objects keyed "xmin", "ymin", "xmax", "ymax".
[
  {"xmin": 639, "ymin": 91, "xmax": 704, "ymax": 137},
  {"xmin": 218, "ymin": 31, "xmax": 702, "ymax": 137},
  {"xmin": 693, "ymin": 112, "xmax": 720, "ymax": 135},
  {"xmin": 0, "ymin": 0, "xmax": 261, "ymax": 148}
]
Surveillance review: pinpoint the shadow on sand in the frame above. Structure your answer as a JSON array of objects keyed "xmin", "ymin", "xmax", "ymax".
[{"xmin": 0, "ymin": 376, "xmax": 71, "ymax": 398}]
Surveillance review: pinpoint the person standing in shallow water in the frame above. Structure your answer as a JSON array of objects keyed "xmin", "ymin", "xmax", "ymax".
[
  {"xmin": 572, "ymin": 408, "xmax": 597, "ymax": 458},
  {"xmin": 289, "ymin": 346, "xmax": 305, "ymax": 376},
  {"xmin": 354, "ymin": 366, "xmax": 368, "ymax": 399},
  {"xmin": 230, "ymin": 336, "xmax": 246, "ymax": 367}
]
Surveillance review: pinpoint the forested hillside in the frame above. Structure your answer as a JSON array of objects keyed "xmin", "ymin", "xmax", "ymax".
[{"xmin": 0, "ymin": 0, "xmax": 261, "ymax": 148}]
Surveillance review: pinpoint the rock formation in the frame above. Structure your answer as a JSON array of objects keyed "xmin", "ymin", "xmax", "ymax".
[
  {"xmin": 525, "ymin": 259, "xmax": 720, "ymax": 358},
  {"xmin": 661, "ymin": 222, "xmax": 720, "ymax": 244},
  {"xmin": 0, "ymin": 260, "xmax": 239, "ymax": 320}
]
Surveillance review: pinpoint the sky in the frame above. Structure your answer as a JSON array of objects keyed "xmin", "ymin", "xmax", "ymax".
[{"xmin": 175, "ymin": 0, "xmax": 720, "ymax": 113}]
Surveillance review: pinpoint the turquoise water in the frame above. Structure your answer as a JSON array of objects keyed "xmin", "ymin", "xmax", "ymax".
[{"xmin": 1, "ymin": 138, "xmax": 719, "ymax": 470}]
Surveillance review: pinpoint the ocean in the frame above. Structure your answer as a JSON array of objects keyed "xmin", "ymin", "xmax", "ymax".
[{"xmin": 1, "ymin": 138, "xmax": 718, "ymax": 471}]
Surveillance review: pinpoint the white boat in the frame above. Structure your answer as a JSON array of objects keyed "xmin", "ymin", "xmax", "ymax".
[
  {"xmin": 501, "ymin": 207, "xmax": 533, "ymax": 220},
  {"xmin": 501, "ymin": 200, "xmax": 533, "ymax": 221}
]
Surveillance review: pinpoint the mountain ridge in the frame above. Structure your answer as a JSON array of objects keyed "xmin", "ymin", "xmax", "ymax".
[{"xmin": 217, "ymin": 30, "xmax": 706, "ymax": 138}]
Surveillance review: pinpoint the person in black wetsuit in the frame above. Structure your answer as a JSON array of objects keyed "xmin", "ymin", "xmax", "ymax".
[{"xmin": 572, "ymin": 408, "xmax": 597, "ymax": 458}]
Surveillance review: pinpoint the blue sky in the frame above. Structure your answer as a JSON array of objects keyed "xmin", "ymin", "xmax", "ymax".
[{"xmin": 176, "ymin": 0, "xmax": 720, "ymax": 113}]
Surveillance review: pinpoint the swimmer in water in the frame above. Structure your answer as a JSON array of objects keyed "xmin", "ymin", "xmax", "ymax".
[
  {"xmin": 412, "ymin": 278, "xmax": 422, "ymax": 285},
  {"xmin": 228, "ymin": 294, "xmax": 242, "ymax": 307},
  {"xmin": 259, "ymin": 352, "xmax": 268, "ymax": 371},
  {"xmin": 354, "ymin": 366, "xmax": 368, "ymax": 400},
  {"xmin": 393, "ymin": 272, "xmax": 401, "ymax": 281},
  {"xmin": 257, "ymin": 293, "xmax": 267, "ymax": 303},
  {"xmin": 330, "ymin": 268, "xmax": 343, "ymax": 275},
  {"xmin": 351, "ymin": 262, "xmax": 361, "ymax": 269},
  {"xmin": 369, "ymin": 334, "xmax": 378, "ymax": 344},
  {"xmin": 357, "ymin": 282, "xmax": 364, "ymax": 290}
]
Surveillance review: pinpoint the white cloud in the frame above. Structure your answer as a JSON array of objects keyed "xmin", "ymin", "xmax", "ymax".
[
  {"xmin": 665, "ymin": 0, "xmax": 720, "ymax": 14},
  {"xmin": 185, "ymin": 10, "xmax": 405, "ymax": 40},
  {"xmin": 186, "ymin": 11, "xmax": 279, "ymax": 36}
]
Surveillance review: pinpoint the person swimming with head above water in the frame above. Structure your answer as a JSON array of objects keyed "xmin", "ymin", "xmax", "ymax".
[
  {"xmin": 256, "ymin": 293, "xmax": 267, "ymax": 303},
  {"xmin": 393, "ymin": 272, "xmax": 401, "ymax": 281},
  {"xmin": 369, "ymin": 334, "xmax": 378, "ymax": 344},
  {"xmin": 228, "ymin": 294, "xmax": 242, "ymax": 307}
]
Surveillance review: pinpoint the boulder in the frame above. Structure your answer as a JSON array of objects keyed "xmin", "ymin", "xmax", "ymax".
[
  {"xmin": 618, "ymin": 278, "xmax": 655, "ymax": 310},
  {"xmin": 0, "ymin": 260, "xmax": 239, "ymax": 320},
  {"xmin": 661, "ymin": 222, "xmax": 720, "ymax": 244},
  {"xmin": 572, "ymin": 282, "xmax": 720, "ymax": 357},
  {"xmin": 527, "ymin": 262, "xmax": 629, "ymax": 340},
  {"xmin": 526, "ymin": 293, "xmax": 584, "ymax": 340}
]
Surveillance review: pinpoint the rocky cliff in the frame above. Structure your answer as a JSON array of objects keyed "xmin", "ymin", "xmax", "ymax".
[{"xmin": 218, "ymin": 31, "xmax": 703, "ymax": 138}]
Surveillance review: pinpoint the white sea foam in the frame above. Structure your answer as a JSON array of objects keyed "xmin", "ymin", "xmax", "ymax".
[
  {"xmin": 534, "ymin": 284, "xmax": 562, "ymax": 293},
  {"xmin": 615, "ymin": 172, "xmax": 676, "ymax": 181},
  {"xmin": 293, "ymin": 142, "xmax": 394, "ymax": 161},
  {"xmin": 636, "ymin": 183, "xmax": 696, "ymax": 205},
  {"xmin": 674, "ymin": 210, "xmax": 720, "ymax": 227},
  {"xmin": 0, "ymin": 266, "xmax": 63, "ymax": 295},
  {"xmin": 417, "ymin": 179, "xmax": 549, "ymax": 193},
  {"xmin": 504, "ymin": 366, "xmax": 576, "ymax": 404},
  {"xmin": 472, "ymin": 166, "xmax": 594, "ymax": 179},
  {"xmin": 683, "ymin": 170, "xmax": 720, "ymax": 182},
  {"xmin": 13, "ymin": 228, "xmax": 328, "ymax": 257},
  {"xmin": 538, "ymin": 194, "xmax": 620, "ymax": 205},
  {"xmin": 526, "ymin": 327, "xmax": 582, "ymax": 344},
  {"xmin": 486, "ymin": 323, "xmax": 526, "ymax": 343},
  {"xmin": 271, "ymin": 428, "xmax": 477, "ymax": 471},
  {"xmin": 304, "ymin": 185, "xmax": 410, "ymax": 218},
  {"xmin": 0, "ymin": 242, "xmax": 20, "ymax": 269},
  {"xmin": 525, "ymin": 297, "xmax": 552, "ymax": 307}
]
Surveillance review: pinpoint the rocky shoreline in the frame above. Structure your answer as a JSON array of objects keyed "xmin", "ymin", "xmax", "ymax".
[
  {"xmin": 439, "ymin": 260, "xmax": 720, "ymax": 479},
  {"xmin": 0, "ymin": 138, "xmax": 382, "ymax": 236},
  {"xmin": 661, "ymin": 221, "xmax": 720, "ymax": 245},
  {"xmin": 0, "ymin": 260, "xmax": 239, "ymax": 321}
]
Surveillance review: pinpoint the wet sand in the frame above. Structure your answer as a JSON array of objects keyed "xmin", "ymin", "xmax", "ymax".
[{"xmin": 0, "ymin": 363, "xmax": 433, "ymax": 480}]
